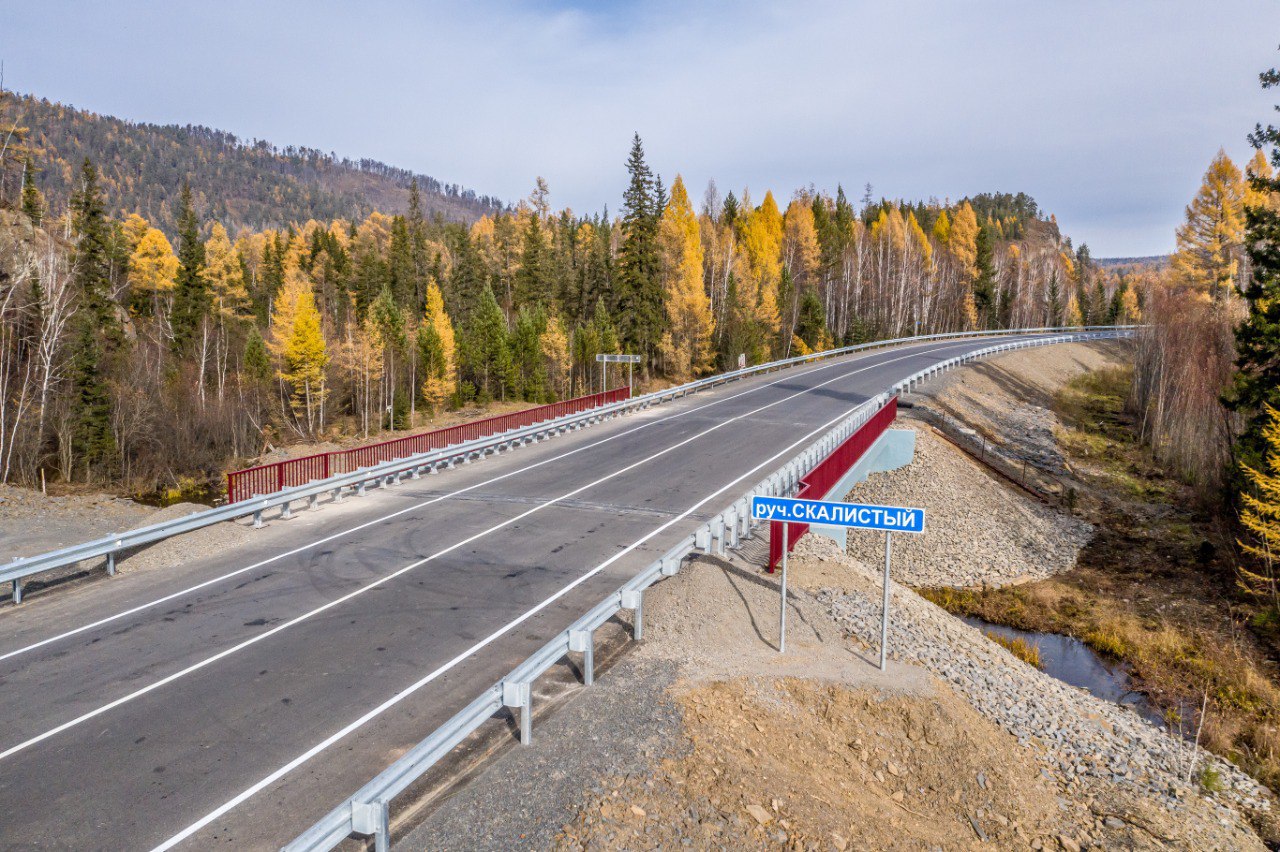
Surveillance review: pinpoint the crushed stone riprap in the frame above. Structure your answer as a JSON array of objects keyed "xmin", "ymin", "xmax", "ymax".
[
  {"xmin": 789, "ymin": 534, "xmax": 1271, "ymax": 835},
  {"xmin": 841, "ymin": 423, "xmax": 1093, "ymax": 588}
]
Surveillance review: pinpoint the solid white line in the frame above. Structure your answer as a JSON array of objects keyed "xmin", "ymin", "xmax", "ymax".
[
  {"xmin": 149, "ymin": 388, "xmax": 865, "ymax": 852},
  {"xmin": 0, "ymin": 338, "xmax": 978, "ymax": 665},
  {"xmin": 0, "ymin": 344, "xmax": 946, "ymax": 766}
]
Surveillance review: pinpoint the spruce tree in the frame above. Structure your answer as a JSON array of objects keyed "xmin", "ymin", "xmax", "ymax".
[
  {"xmin": 616, "ymin": 133, "xmax": 663, "ymax": 366},
  {"xmin": 69, "ymin": 315, "xmax": 115, "ymax": 479},
  {"xmin": 20, "ymin": 156, "xmax": 42, "ymax": 224},
  {"xmin": 1231, "ymin": 63, "xmax": 1280, "ymax": 471},
  {"xmin": 171, "ymin": 182, "xmax": 208, "ymax": 350},
  {"xmin": 70, "ymin": 158, "xmax": 118, "ymax": 340},
  {"xmin": 973, "ymin": 224, "xmax": 996, "ymax": 325}
]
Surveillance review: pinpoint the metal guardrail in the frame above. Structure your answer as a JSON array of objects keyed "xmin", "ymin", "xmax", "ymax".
[
  {"xmin": 227, "ymin": 388, "xmax": 632, "ymax": 503},
  {"xmin": 282, "ymin": 326, "xmax": 1136, "ymax": 852},
  {"xmin": 1, "ymin": 325, "xmax": 1136, "ymax": 605}
]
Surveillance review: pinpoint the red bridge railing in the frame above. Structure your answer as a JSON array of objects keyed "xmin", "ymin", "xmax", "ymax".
[
  {"xmin": 768, "ymin": 396, "xmax": 898, "ymax": 570},
  {"xmin": 227, "ymin": 387, "xmax": 632, "ymax": 503}
]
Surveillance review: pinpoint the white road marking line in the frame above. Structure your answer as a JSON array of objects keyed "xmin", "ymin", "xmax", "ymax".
[
  {"xmin": 150, "ymin": 390, "xmax": 865, "ymax": 852},
  {"xmin": 0, "ymin": 343, "xmax": 951, "ymax": 765},
  {"xmin": 0, "ymin": 339, "xmax": 975, "ymax": 665}
]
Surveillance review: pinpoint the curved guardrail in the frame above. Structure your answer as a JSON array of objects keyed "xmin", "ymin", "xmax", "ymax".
[
  {"xmin": 282, "ymin": 327, "xmax": 1136, "ymax": 851},
  {"xmin": 1, "ymin": 325, "xmax": 1136, "ymax": 605}
]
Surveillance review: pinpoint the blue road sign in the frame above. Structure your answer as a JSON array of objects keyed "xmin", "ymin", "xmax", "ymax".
[{"xmin": 751, "ymin": 495, "xmax": 926, "ymax": 534}]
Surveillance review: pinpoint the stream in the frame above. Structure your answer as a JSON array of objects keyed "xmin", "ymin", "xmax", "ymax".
[{"xmin": 963, "ymin": 616, "xmax": 1166, "ymax": 729}]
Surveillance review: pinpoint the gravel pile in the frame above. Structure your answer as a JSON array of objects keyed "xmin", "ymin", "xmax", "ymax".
[
  {"xmin": 792, "ymin": 535, "xmax": 1273, "ymax": 828},
  {"xmin": 842, "ymin": 423, "xmax": 1093, "ymax": 587}
]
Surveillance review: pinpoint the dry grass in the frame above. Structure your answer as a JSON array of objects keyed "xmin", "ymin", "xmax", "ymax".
[
  {"xmin": 985, "ymin": 631, "xmax": 1043, "ymax": 668},
  {"xmin": 921, "ymin": 366, "xmax": 1280, "ymax": 802}
]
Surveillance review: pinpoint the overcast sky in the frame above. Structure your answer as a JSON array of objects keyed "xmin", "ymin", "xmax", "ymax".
[{"xmin": 5, "ymin": 0, "xmax": 1278, "ymax": 256}]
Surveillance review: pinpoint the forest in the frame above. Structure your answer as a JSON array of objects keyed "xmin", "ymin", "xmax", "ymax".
[
  {"xmin": 0, "ymin": 91, "xmax": 503, "ymax": 234},
  {"xmin": 0, "ymin": 93, "xmax": 1139, "ymax": 501}
]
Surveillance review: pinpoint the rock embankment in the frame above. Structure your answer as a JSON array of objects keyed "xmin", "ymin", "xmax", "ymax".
[
  {"xmin": 843, "ymin": 423, "xmax": 1092, "ymax": 587},
  {"xmin": 791, "ymin": 534, "xmax": 1271, "ymax": 848}
]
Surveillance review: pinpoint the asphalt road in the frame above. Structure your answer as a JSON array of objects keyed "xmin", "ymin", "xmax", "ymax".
[{"xmin": 0, "ymin": 335, "xmax": 1057, "ymax": 850}]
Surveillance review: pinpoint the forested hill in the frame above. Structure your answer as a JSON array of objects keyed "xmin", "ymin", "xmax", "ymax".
[{"xmin": 6, "ymin": 91, "xmax": 506, "ymax": 233}]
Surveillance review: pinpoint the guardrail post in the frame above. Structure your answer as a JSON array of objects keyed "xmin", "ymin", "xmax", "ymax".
[
  {"xmin": 253, "ymin": 509, "xmax": 264, "ymax": 529},
  {"xmin": 332, "ymin": 486, "xmax": 344, "ymax": 503},
  {"xmin": 280, "ymin": 500, "xmax": 293, "ymax": 521},
  {"xmin": 106, "ymin": 551, "xmax": 116, "ymax": 576},
  {"xmin": 502, "ymin": 681, "xmax": 532, "ymax": 745},
  {"xmin": 622, "ymin": 589, "xmax": 643, "ymax": 640},
  {"xmin": 569, "ymin": 629, "xmax": 594, "ymax": 686},
  {"xmin": 308, "ymin": 494, "xmax": 318, "ymax": 511},
  {"xmin": 12, "ymin": 579, "xmax": 22, "ymax": 605},
  {"xmin": 350, "ymin": 799, "xmax": 390, "ymax": 852}
]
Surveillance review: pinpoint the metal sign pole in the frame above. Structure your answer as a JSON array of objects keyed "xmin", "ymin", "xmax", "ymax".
[
  {"xmin": 880, "ymin": 530, "xmax": 892, "ymax": 671},
  {"xmin": 628, "ymin": 361, "xmax": 633, "ymax": 391},
  {"xmin": 780, "ymin": 523, "xmax": 788, "ymax": 654}
]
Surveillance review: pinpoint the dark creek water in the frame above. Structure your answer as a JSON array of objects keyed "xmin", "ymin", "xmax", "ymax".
[{"xmin": 963, "ymin": 616, "xmax": 1166, "ymax": 729}]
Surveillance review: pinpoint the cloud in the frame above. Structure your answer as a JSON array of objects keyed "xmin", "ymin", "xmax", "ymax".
[{"xmin": 4, "ymin": 0, "xmax": 1277, "ymax": 254}]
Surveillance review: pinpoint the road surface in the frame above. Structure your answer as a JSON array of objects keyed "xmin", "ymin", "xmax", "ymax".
[{"xmin": 0, "ymin": 334, "xmax": 1055, "ymax": 850}]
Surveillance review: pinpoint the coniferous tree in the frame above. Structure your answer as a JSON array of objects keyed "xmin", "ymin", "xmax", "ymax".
[
  {"xmin": 70, "ymin": 158, "xmax": 117, "ymax": 338},
  {"xmin": 973, "ymin": 224, "xmax": 996, "ymax": 325},
  {"xmin": 616, "ymin": 133, "xmax": 663, "ymax": 366},
  {"xmin": 171, "ymin": 182, "xmax": 209, "ymax": 351},
  {"xmin": 462, "ymin": 285, "xmax": 511, "ymax": 401},
  {"xmin": 1231, "ymin": 64, "xmax": 1280, "ymax": 471},
  {"xmin": 69, "ymin": 316, "xmax": 115, "ymax": 479},
  {"xmin": 20, "ymin": 156, "xmax": 43, "ymax": 224}
]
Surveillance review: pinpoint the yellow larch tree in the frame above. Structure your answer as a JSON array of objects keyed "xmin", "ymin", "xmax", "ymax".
[
  {"xmin": 269, "ymin": 260, "xmax": 329, "ymax": 436},
  {"xmin": 540, "ymin": 314, "xmax": 572, "ymax": 399},
  {"xmin": 949, "ymin": 202, "xmax": 979, "ymax": 282},
  {"xmin": 932, "ymin": 209, "xmax": 952, "ymax": 245},
  {"xmin": 1171, "ymin": 149, "xmax": 1245, "ymax": 297},
  {"xmin": 1065, "ymin": 293, "xmax": 1083, "ymax": 327},
  {"xmin": 1245, "ymin": 148, "xmax": 1279, "ymax": 212},
  {"xmin": 122, "ymin": 213, "xmax": 151, "ymax": 254},
  {"xmin": 128, "ymin": 227, "xmax": 179, "ymax": 320},
  {"xmin": 736, "ymin": 190, "xmax": 783, "ymax": 346},
  {"xmin": 1239, "ymin": 404, "xmax": 1280, "ymax": 608},
  {"xmin": 782, "ymin": 196, "xmax": 820, "ymax": 285},
  {"xmin": 658, "ymin": 175, "xmax": 714, "ymax": 381},
  {"xmin": 204, "ymin": 222, "xmax": 252, "ymax": 323},
  {"xmin": 418, "ymin": 281, "xmax": 456, "ymax": 414}
]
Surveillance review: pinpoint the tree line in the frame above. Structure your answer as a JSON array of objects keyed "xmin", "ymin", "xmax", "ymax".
[{"xmin": 0, "ymin": 119, "xmax": 1130, "ymax": 497}]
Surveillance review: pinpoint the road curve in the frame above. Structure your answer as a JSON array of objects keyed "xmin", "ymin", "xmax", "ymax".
[{"xmin": 0, "ymin": 334, "xmax": 1058, "ymax": 850}]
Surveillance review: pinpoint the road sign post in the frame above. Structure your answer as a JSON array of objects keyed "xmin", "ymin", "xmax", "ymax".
[
  {"xmin": 751, "ymin": 496, "xmax": 925, "ymax": 669},
  {"xmin": 596, "ymin": 353, "xmax": 642, "ymax": 394}
]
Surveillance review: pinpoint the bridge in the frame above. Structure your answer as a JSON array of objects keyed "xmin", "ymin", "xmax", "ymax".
[{"xmin": 0, "ymin": 330, "xmax": 1129, "ymax": 850}]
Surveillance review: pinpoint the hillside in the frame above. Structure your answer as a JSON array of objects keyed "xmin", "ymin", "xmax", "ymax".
[{"xmin": 4, "ymin": 91, "xmax": 505, "ymax": 232}]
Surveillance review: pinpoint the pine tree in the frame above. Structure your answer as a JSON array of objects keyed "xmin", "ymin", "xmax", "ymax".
[
  {"xmin": 616, "ymin": 133, "xmax": 663, "ymax": 366},
  {"xmin": 515, "ymin": 212, "xmax": 553, "ymax": 307},
  {"xmin": 511, "ymin": 306, "xmax": 548, "ymax": 401},
  {"xmin": 171, "ymin": 182, "xmax": 209, "ymax": 350},
  {"xmin": 1171, "ymin": 150, "xmax": 1245, "ymax": 297}
]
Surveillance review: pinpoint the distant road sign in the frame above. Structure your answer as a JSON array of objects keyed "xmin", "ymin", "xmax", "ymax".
[
  {"xmin": 751, "ymin": 495, "xmax": 926, "ymax": 534},
  {"xmin": 595, "ymin": 354, "xmax": 642, "ymax": 363}
]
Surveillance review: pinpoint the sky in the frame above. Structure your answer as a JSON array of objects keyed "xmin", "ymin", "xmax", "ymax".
[{"xmin": 4, "ymin": 0, "xmax": 1278, "ymax": 256}]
